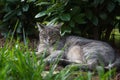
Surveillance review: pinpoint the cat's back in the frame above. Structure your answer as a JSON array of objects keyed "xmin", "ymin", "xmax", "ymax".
[
  {"xmin": 65, "ymin": 36, "xmax": 114, "ymax": 51},
  {"xmin": 65, "ymin": 36, "xmax": 93, "ymax": 46},
  {"xmin": 82, "ymin": 40, "xmax": 115, "ymax": 64},
  {"xmin": 64, "ymin": 36, "xmax": 115, "ymax": 64}
]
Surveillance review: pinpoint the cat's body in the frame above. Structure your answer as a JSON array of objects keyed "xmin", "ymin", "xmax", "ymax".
[{"xmin": 36, "ymin": 23, "xmax": 120, "ymax": 70}]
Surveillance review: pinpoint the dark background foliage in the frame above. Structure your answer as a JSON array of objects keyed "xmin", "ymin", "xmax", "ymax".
[
  {"xmin": 0, "ymin": 0, "xmax": 120, "ymax": 43},
  {"xmin": 0, "ymin": 0, "xmax": 39, "ymax": 39},
  {"xmin": 35, "ymin": 0, "xmax": 120, "ymax": 41}
]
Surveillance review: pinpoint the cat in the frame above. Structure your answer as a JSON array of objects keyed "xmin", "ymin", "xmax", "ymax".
[{"xmin": 36, "ymin": 23, "xmax": 120, "ymax": 70}]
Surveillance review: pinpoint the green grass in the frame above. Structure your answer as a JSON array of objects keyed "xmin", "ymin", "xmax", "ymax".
[
  {"xmin": 110, "ymin": 28, "xmax": 120, "ymax": 47},
  {"xmin": 0, "ymin": 40, "xmax": 116, "ymax": 80}
]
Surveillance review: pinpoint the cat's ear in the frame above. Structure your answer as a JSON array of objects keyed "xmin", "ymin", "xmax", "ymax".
[
  {"xmin": 36, "ymin": 23, "xmax": 45, "ymax": 32},
  {"xmin": 55, "ymin": 23, "xmax": 63, "ymax": 30}
]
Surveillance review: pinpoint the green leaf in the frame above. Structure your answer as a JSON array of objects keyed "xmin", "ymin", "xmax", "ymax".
[
  {"xmin": 60, "ymin": 13, "xmax": 71, "ymax": 21},
  {"xmin": 99, "ymin": 12, "xmax": 107, "ymax": 20},
  {"xmin": 17, "ymin": 10, "xmax": 22, "ymax": 16},
  {"xmin": 116, "ymin": 0, "xmax": 120, "ymax": 3},
  {"xmin": 116, "ymin": 16, "xmax": 120, "ymax": 20},
  {"xmin": 87, "ymin": 72, "xmax": 92, "ymax": 80},
  {"xmin": 36, "ymin": 2, "xmax": 51, "ymax": 6},
  {"xmin": 6, "ymin": 0, "xmax": 19, "ymax": 3},
  {"xmin": 22, "ymin": 4, "xmax": 29, "ymax": 12},
  {"xmin": 86, "ymin": 11, "xmax": 98, "ymax": 25},
  {"xmin": 107, "ymin": 2, "xmax": 115, "ymax": 12},
  {"xmin": 46, "ymin": 3, "xmax": 58, "ymax": 13},
  {"xmin": 3, "ymin": 10, "xmax": 17, "ymax": 22},
  {"xmin": 35, "ymin": 11, "xmax": 46, "ymax": 18},
  {"xmin": 74, "ymin": 14, "xmax": 86, "ymax": 24},
  {"xmin": 46, "ymin": 3, "xmax": 63, "ymax": 14},
  {"xmin": 61, "ymin": 25, "xmax": 71, "ymax": 36},
  {"xmin": 86, "ymin": 10, "xmax": 93, "ymax": 20},
  {"xmin": 0, "ymin": 22, "xmax": 8, "ymax": 30},
  {"xmin": 73, "ymin": 27, "xmax": 81, "ymax": 35},
  {"xmin": 70, "ymin": 6, "xmax": 80, "ymax": 16},
  {"xmin": 69, "ymin": 20, "xmax": 75, "ymax": 28},
  {"xmin": 118, "ymin": 23, "xmax": 120, "ymax": 32},
  {"xmin": 27, "ymin": 0, "xmax": 36, "ymax": 2},
  {"xmin": 93, "ymin": 0, "xmax": 101, "ymax": 7},
  {"xmin": 47, "ymin": 18, "xmax": 59, "ymax": 26},
  {"xmin": 100, "ymin": 0, "xmax": 104, "ymax": 4},
  {"xmin": 17, "ymin": 22, "xmax": 22, "ymax": 33},
  {"xmin": 92, "ymin": 16, "xmax": 98, "ymax": 26}
]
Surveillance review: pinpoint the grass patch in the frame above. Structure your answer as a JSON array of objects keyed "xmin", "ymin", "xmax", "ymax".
[{"xmin": 0, "ymin": 40, "xmax": 116, "ymax": 80}]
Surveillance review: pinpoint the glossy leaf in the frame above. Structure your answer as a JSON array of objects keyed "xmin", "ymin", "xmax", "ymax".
[
  {"xmin": 86, "ymin": 10, "xmax": 93, "ymax": 20},
  {"xmin": 107, "ymin": 2, "xmax": 115, "ymax": 12},
  {"xmin": 22, "ymin": 4, "xmax": 29, "ymax": 12},
  {"xmin": 27, "ymin": 0, "xmax": 36, "ymax": 2},
  {"xmin": 99, "ymin": 12, "xmax": 107, "ymax": 20},
  {"xmin": 17, "ymin": 22, "xmax": 22, "ymax": 33},
  {"xmin": 60, "ymin": 13, "xmax": 71, "ymax": 21},
  {"xmin": 116, "ymin": 0, "xmax": 120, "ymax": 3},
  {"xmin": 69, "ymin": 20, "xmax": 75, "ymax": 28},
  {"xmin": 46, "ymin": 3, "xmax": 63, "ymax": 14},
  {"xmin": 100, "ymin": 0, "xmax": 104, "ymax": 4},
  {"xmin": 6, "ymin": 0, "xmax": 19, "ymax": 3},
  {"xmin": 116, "ymin": 16, "xmax": 120, "ymax": 20},
  {"xmin": 35, "ymin": 11, "xmax": 46, "ymax": 18},
  {"xmin": 36, "ymin": 2, "xmax": 51, "ymax": 6},
  {"xmin": 3, "ymin": 10, "xmax": 16, "ymax": 22},
  {"xmin": 118, "ymin": 23, "xmax": 120, "ymax": 32},
  {"xmin": 92, "ymin": 16, "xmax": 98, "ymax": 26},
  {"xmin": 70, "ymin": 6, "xmax": 80, "ymax": 16},
  {"xmin": 17, "ymin": 10, "xmax": 22, "ymax": 16},
  {"xmin": 61, "ymin": 25, "xmax": 71, "ymax": 36},
  {"xmin": 47, "ymin": 18, "xmax": 59, "ymax": 26},
  {"xmin": 93, "ymin": 0, "xmax": 101, "ymax": 7},
  {"xmin": 74, "ymin": 14, "xmax": 86, "ymax": 24}
]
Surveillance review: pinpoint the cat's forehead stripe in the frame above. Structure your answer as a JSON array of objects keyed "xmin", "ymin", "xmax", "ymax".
[{"xmin": 45, "ymin": 28, "xmax": 58, "ymax": 33}]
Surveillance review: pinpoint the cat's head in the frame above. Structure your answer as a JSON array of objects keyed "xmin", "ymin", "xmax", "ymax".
[{"xmin": 37, "ymin": 23, "xmax": 62, "ymax": 45}]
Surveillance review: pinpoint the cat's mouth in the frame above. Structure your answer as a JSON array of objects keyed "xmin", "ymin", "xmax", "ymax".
[{"xmin": 42, "ymin": 40, "xmax": 55, "ymax": 46}]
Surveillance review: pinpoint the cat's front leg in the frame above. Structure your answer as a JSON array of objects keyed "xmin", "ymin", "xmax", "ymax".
[
  {"xmin": 36, "ymin": 44, "xmax": 50, "ymax": 58},
  {"xmin": 43, "ymin": 50, "xmax": 64, "ymax": 64},
  {"xmin": 37, "ymin": 44, "xmax": 48, "ymax": 53}
]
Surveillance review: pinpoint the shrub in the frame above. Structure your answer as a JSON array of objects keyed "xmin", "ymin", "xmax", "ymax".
[
  {"xmin": 35, "ymin": 0, "xmax": 120, "ymax": 40},
  {"xmin": 0, "ymin": 0, "xmax": 39, "ymax": 39}
]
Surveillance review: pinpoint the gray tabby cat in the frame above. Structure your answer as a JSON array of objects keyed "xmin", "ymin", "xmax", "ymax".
[{"xmin": 36, "ymin": 23, "xmax": 120, "ymax": 70}]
